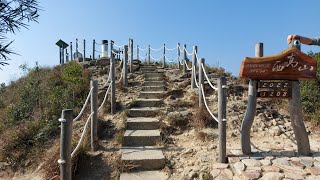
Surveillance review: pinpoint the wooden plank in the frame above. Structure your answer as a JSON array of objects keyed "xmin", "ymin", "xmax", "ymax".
[
  {"xmin": 239, "ymin": 48, "xmax": 317, "ymax": 80},
  {"xmin": 257, "ymin": 90, "xmax": 291, "ymax": 98}
]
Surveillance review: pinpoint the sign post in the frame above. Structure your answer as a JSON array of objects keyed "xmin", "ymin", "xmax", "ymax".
[
  {"xmin": 56, "ymin": 40, "xmax": 69, "ymax": 64},
  {"xmin": 240, "ymin": 40, "xmax": 315, "ymax": 155}
]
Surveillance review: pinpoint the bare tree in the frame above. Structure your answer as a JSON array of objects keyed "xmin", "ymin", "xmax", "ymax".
[{"xmin": 0, "ymin": 0, "xmax": 40, "ymax": 67}]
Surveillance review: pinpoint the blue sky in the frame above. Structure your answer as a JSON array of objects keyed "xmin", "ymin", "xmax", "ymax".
[{"xmin": 1, "ymin": 0, "xmax": 320, "ymax": 84}]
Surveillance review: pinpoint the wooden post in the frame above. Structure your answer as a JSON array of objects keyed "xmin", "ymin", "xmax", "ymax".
[
  {"xmin": 123, "ymin": 45, "xmax": 128, "ymax": 87},
  {"xmin": 59, "ymin": 47, "xmax": 62, "ymax": 64},
  {"xmin": 65, "ymin": 49, "xmax": 69, "ymax": 63},
  {"xmin": 289, "ymin": 39, "xmax": 310, "ymax": 155},
  {"xmin": 91, "ymin": 80, "xmax": 98, "ymax": 150},
  {"xmin": 162, "ymin": 43, "xmax": 166, "ymax": 68},
  {"xmin": 70, "ymin": 42, "xmax": 73, "ymax": 61},
  {"xmin": 59, "ymin": 109, "xmax": 73, "ymax": 180},
  {"xmin": 218, "ymin": 77, "xmax": 227, "ymax": 163},
  {"xmin": 178, "ymin": 43, "xmax": 181, "ymax": 70},
  {"xmin": 191, "ymin": 46, "xmax": 198, "ymax": 89},
  {"xmin": 110, "ymin": 40, "xmax": 116, "ymax": 114},
  {"xmin": 240, "ymin": 43, "xmax": 262, "ymax": 154},
  {"xmin": 93, "ymin": 39, "xmax": 95, "ymax": 61},
  {"xmin": 137, "ymin": 45, "xmax": 139, "ymax": 61},
  {"xmin": 183, "ymin": 44, "xmax": 187, "ymax": 73},
  {"xmin": 130, "ymin": 39, "xmax": 133, "ymax": 72},
  {"xmin": 148, "ymin": 45, "xmax": 151, "ymax": 65},
  {"xmin": 83, "ymin": 39, "xmax": 86, "ymax": 61},
  {"xmin": 76, "ymin": 38, "xmax": 79, "ymax": 58},
  {"xmin": 198, "ymin": 58, "xmax": 205, "ymax": 107}
]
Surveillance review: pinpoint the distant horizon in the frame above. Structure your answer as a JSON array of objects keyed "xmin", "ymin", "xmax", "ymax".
[{"xmin": 1, "ymin": 0, "xmax": 320, "ymax": 84}]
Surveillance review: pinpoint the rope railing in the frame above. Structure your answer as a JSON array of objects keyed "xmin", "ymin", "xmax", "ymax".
[
  {"xmin": 98, "ymin": 84, "xmax": 111, "ymax": 112},
  {"xmin": 165, "ymin": 46, "xmax": 177, "ymax": 51},
  {"xmin": 73, "ymin": 87, "xmax": 93, "ymax": 122},
  {"xmin": 165, "ymin": 56, "xmax": 175, "ymax": 63},
  {"xmin": 150, "ymin": 46, "xmax": 163, "ymax": 51},
  {"xmin": 139, "ymin": 54, "xmax": 148, "ymax": 59},
  {"xmin": 192, "ymin": 65, "xmax": 199, "ymax": 88},
  {"xmin": 138, "ymin": 47, "xmax": 148, "ymax": 51},
  {"xmin": 114, "ymin": 43, "xmax": 126, "ymax": 48},
  {"xmin": 201, "ymin": 63, "xmax": 218, "ymax": 91},
  {"xmin": 116, "ymin": 59, "xmax": 123, "ymax": 69},
  {"xmin": 184, "ymin": 47, "xmax": 193, "ymax": 56},
  {"xmin": 184, "ymin": 60, "xmax": 192, "ymax": 70},
  {"xmin": 71, "ymin": 112, "xmax": 94, "ymax": 157},
  {"xmin": 150, "ymin": 54, "xmax": 164, "ymax": 61},
  {"xmin": 200, "ymin": 84, "xmax": 219, "ymax": 122}
]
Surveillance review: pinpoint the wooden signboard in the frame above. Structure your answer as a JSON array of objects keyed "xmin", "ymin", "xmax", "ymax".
[{"xmin": 239, "ymin": 48, "xmax": 317, "ymax": 80}]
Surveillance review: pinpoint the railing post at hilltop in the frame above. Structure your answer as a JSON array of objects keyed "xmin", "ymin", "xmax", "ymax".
[
  {"xmin": 178, "ymin": 43, "xmax": 181, "ymax": 70},
  {"xmin": 91, "ymin": 80, "xmax": 98, "ymax": 150},
  {"xmin": 83, "ymin": 39, "xmax": 86, "ymax": 61},
  {"xmin": 198, "ymin": 58, "xmax": 205, "ymax": 107},
  {"xmin": 289, "ymin": 38, "xmax": 310, "ymax": 155},
  {"xmin": 76, "ymin": 38, "xmax": 79, "ymax": 58},
  {"xmin": 130, "ymin": 39, "xmax": 133, "ymax": 72},
  {"xmin": 70, "ymin": 42, "xmax": 73, "ymax": 61},
  {"xmin": 240, "ymin": 43, "xmax": 261, "ymax": 154},
  {"xmin": 218, "ymin": 77, "xmax": 227, "ymax": 163},
  {"xmin": 123, "ymin": 45, "xmax": 128, "ymax": 87},
  {"xmin": 93, "ymin": 39, "xmax": 95, "ymax": 61},
  {"xmin": 183, "ymin": 44, "xmax": 187, "ymax": 73},
  {"xmin": 58, "ymin": 109, "xmax": 73, "ymax": 180},
  {"xmin": 162, "ymin": 43, "xmax": 166, "ymax": 68},
  {"xmin": 191, "ymin": 46, "xmax": 198, "ymax": 89},
  {"xmin": 148, "ymin": 45, "xmax": 151, "ymax": 65},
  {"xmin": 110, "ymin": 40, "xmax": 116, "ymax": 114}
]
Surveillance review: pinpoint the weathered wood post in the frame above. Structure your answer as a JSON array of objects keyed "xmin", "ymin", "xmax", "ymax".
[
  {"xmin": 218, "ymin": 77, "xmax": 227, "ymax": 163},
  {"xmin": 58, "ymin": 109, "xmax": 73, "ymax": 180},
  {"xmin": 65, "ymin": 49, "xmax": 69, "ymax": 63},
  {"xmin": 76, "ymin": 38, "xmax": 79, "ymax": 58},
  {"xmin": 240, "ymin": 43, "xmax": 262, "ymax": 154},
  {"xmin": 123, "ymin": 45, "xmax": 128, "ymax": 87},
  {"xmin": 102, "ymin": 40, "xmax": 108, "ymax": 58},
  {"xmin": 110, "ymin": 40, "xmax": 116, "ymax": 114},
  {"xmin": 162, "ymin": 43, "xmax": 166, "ymax": 68},
  {"xmin": 183, "ymin": 44, "xmax": 187, "ymax": 73},
  {"xmin": 148, "ymin": 45, "xmax": 151, "ymax": 65},
  {"xmin": 70, "ymin": 42, "xmax": 73, "ymax": 61},
  {"xmin": 289, "ymin": 39, "xmax": 311, "ymax": 155},
  {"xmin": 83, "ymin": 39, "xmax": 86, "ymax": 61},
  {"xmin": 130, "ymin": 39, "xmax": 133, "ymax": 72},
  {"xmin": 91, "ymin": 80, "xmax": 98, "ymax": 150},
  {"xmin": 137, "ymin": 45, "xmax": 139, "ymax": 61},
  {"xmin": 178, "ymin": 43, "xmax": 181, "ymax": 70},
  {"xmin": 92, "ymin": 39, "xmax": 95, "ymax": 61},
  {"xmin": 199, "ymin": 58, "xmax": 205, "ymax": 107},
  {"xmin": 191, "ymin": 46, "xmax": 198, "ymax": 89}
]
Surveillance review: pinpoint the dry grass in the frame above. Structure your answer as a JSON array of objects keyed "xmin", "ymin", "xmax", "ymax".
[
  {"xmin": 111, "ymin": 155, "xmax": 140, "ymax": 173},
  {"xmin": 191, "ymin": 107, "xmax": 217, "ymax": 129}
]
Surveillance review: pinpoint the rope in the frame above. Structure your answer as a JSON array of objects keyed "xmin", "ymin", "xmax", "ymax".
[
  {"xmin": 98, "ymin": 84, "xmax": 111, "ymax": 112},
  {"xmin": 114, "ymin": 43, "xmax": 126, "ymax": 48},
  {"xmin": 184, "ymin": 47, "xmax": 193, "ymax": 56},
  {"xmin": 73, "ymin": 87, "xmax": 93, "ymax": 122},
  {"xmin": 95, "ymin": 42, "xmax": 102, "ymax": 45},
  {"xmin": 139, "ymin": 54, "xmax": 147, "ymax": 59},
  {"xmin": 193, "ymin": 65, "xmax": 199, "ymax": 88},
  {"xmin": 150, "ymin": 54, "xmax": 163, "ymax": 61},
  {"xmin": 165, "ymin": 46, "xmax": 177, "ymax": 51},
  {"xmin": 95, "ymin": 50, "xmax": 102, "ymax": 53},
  {"xmin": 178, "ymin": 46, "xmax": 184, "ymax": 53},
  {"xmin": 201, "ymin": 63, "xmax": 218, "ymax": 91},
  {"xmin": 71, "ymin": 112, "xmax": 94, "ymax": 157},
  {"xmin": 116, "ymin": 59, "xmax": 123, "ymax": 69},
  {"xmin": 165, "ymin": 56, "xmax": 175, "ymax": 63},
  {"xmin": 150, "ymin": 46, "xmax": 163, "ymax": 51},
  {"xmin": 195, "ymin": 51, "xmax": 200, "ymax": 62},
  {"xmin": 116, "ymin": 69, "xmax": 123, "ymax": 83},
  {"xmin": 200, "ymin": 84, "xmax": 218, "ymax": 122},
  {"xmin": 138, "ymin": 47, "xmax": 148, "ymax": 51},
  {"xmin": 184, "ymin": 60, "xmax": 192, "ymax": 70}
]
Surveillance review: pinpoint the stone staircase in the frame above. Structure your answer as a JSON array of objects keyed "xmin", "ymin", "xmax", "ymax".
[{"xmin": 120, "ymin": 65, "xmax": 168, "ymax": 180}]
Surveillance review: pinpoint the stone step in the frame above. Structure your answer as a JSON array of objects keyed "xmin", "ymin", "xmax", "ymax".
[
  {"xmin": 144, "ymin": 73, "xmax": 163, "ymax": 78},
  {"xmin": 140, "ymin": 68, "xmax": 156, "ymax": 72},
  {"xmin": 143, "ymin": 81, "xmax": 164, "ymax": 86},
  {"xmin": 142, "ymin": 86, "xmax": 165, "ymax": 91},
  {"xmin": 129, "ymin": 107, "xmax": 160, "ymax": 117},
  {"xmin": 121, "ymin": 147, "xmax": 165, "ymax": 170},
  {"xmin": 120, "ymin": 171, "xmax": 168, "ymax": 180},
  {"xmin": 134, "ymin": 98, "xmax": 163, "ymax": 107},
  {"xmin": 124, "ymin": 130, "xmax": 161, "ymax": 146},
  {"xmin": 145, "ymin": 77, "xmax": 163, "ymax": 81},
  {"xmin": 139, "ymin": 91, "xmax": 164, "ymax": 99},
  {"xmin": 127, "ymin": 117, "xmax": 159, "ymax": 130}
]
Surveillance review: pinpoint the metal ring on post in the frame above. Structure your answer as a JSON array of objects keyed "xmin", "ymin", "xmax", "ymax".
[
  {"xmin": 58, "ymin": 159, "xmax": 66, "ymax": 164},
  {"xmin": 58, "ymin": 118, "xmax": 66, "ymax": 123}
]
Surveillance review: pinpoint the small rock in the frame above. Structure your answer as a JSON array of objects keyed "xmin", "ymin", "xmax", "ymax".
[
  {"xmin": 260, "ymin": 159, "xmax": 272, "ymax": 166},
  {"xmin": 242, "ymin": 158, "xmax": 261, "ymax": 167},
  {"xmin": 219, "ymin": 169, "xmax": 233, "ymax": 180},
  {"xmin": 208, "ymin": 144, "xmax": 217, "ymax": 150},
  {"xmin": 300, "ymin": 156, "xmax": 314, "ymax": 168},
  {"xmin": 182, "ymin": 148, "xmax": 193, "ymax": 155},
  {"xmin": 289, "ymin": 161, "xmax": 305, "ymax": 168},
  {"xmin": 241, "ymin": 170, "xmax": 261, "ymax": 180},
  {"xmin": 210, "ymin": 169, "xmax": 221, "ymax": 179},
  {"xmin": 212, "ymin": 163, "xmax": 229, "ymax": 169},
  {"xmin": 306, "ymin": 167, "xmax": 320, "ymax": 176},
  {"xmin": 262, "ymin": 165, "xmax": 280, "ymax": 172},
  {"xmin": 313, "ymin": 162, "xmax": 320, "ymax": 168},
  {"xmin": 306, "ymin": 175, "xmax": 320, "ymax": 180},
  {"xmin": 188, "ymin": 171, "xmax": 198, "ymax": 179},
  {"xmin": 260, "ymin": 172, "xmax": 284, "ymax": 180},
  {"xmin": 246, "ymin": 167, "xmax": 262, "ymax": 171},
  {"xmin": 284, "ymin": 172, "xmax": 304, "ymax": 180},
  {"xmin": 272, "ymin": 158, "xmax": 290, "ymax": 166},
  {"xmin": 233, "ymin": 162, "xmax": 246, "ymax": 174}
]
